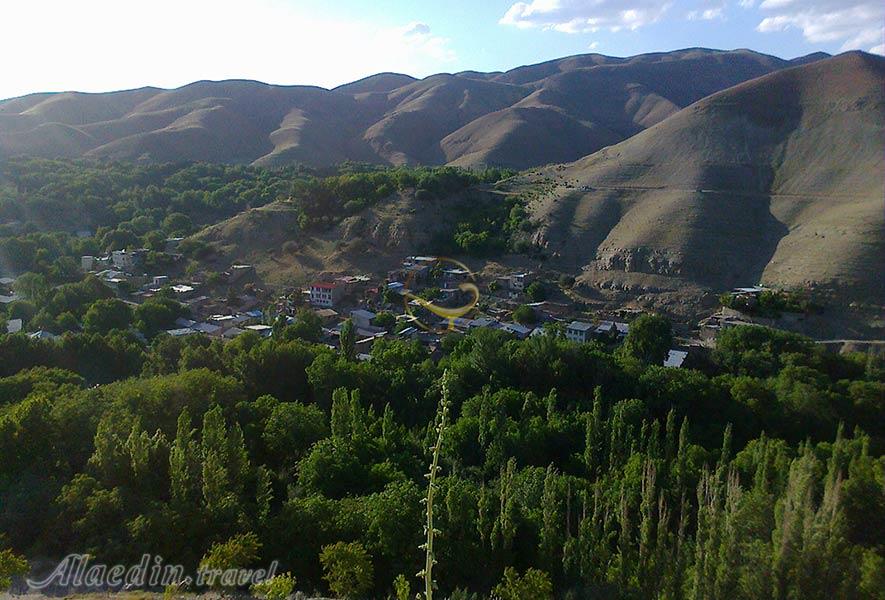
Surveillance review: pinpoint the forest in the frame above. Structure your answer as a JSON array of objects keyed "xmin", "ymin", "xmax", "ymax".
[
  {"xmin": 0, "ymin": 159, "xmax": 517, "ymax": 279},
  {"xmin": 0, "ymin": 305, "xmax": 883, "ymax": 599}
]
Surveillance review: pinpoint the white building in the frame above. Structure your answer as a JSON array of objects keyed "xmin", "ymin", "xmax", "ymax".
[
  {"xmin": 310, "ymin": 282, "xmax": 343, "ymax": 308},
  {"xmin": 566, "ymin": 321, "xmax": 594, "ymax": 343}
]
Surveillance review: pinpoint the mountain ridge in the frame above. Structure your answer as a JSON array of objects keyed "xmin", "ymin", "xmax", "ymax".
[
  {"xmin": 0, "ymin": 48, "xmax": 834, "ymax": 168},
  {"xmin": 512, "ymin": 51, "xmax": 884, "ymax": 303}
]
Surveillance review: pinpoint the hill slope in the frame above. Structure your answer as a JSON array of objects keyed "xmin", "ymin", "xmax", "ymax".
[
  {"xmin": 515, "ymin": 52, "xmax": 884, "ymax": 302},
  {"xmin": 0, "ymin": 48, "xmax": 825, "ymax": 168}
]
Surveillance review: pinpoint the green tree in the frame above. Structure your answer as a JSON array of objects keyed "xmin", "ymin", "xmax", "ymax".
[
  {"xmin": 169, "ymin": 408, "xmax": 200, "ymax": 507},
  {"xmin": 512, "ymin": 305, "xmax": 536, "ymax": 325},
  {"xmin": 83, "ymin": 298, "xmax": 133, "ymax": 334},
  {"xmin": 163, "ymin": 212, "xmax": 194, "ymax": 236},
  {"xmin": 620, "ymin": 314, "xmax": 672, "ymax": 364},
  {"xmin": 373, "ymin": 311, "xmax": 396, "ymax": 331},
  {"xmin": 13, "ymin": 272, "xmax": 50, "ymax": 303},
  {"xmin": 134, "ymin": 297, "xmax": 188, "ymax": 338},
  {"xmin": 320, "ymin": 541, "xmax": 373, "ymax": 599},
  {"xmin": 340, "ymin": 319, "xmax": 356, "ymax": 361},
  {"xmin": 491, "ymin": 567, "xmax": 553, "ymax": 600},
  {"xmin": 282, "ymin": 308, "xmax": 323, "ymax": 342},
  {"xmin": 525, "ymin": 281, "xmax": 546, "ymax": 302}
]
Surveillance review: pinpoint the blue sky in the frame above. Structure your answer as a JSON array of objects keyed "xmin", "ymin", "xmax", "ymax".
[{"xmin": 2, "ymin": 0, "xmax": 882, "ymax": 100}]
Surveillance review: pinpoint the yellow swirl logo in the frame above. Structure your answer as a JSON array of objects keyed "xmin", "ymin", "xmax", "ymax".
[{"xmin": 401, "ymin": 257, "xmax": 480, "ymax": 332}]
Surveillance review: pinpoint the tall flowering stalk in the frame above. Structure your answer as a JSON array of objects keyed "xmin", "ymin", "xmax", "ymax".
[{"xmin": 419, "ymin": 370, "xmax": 451, "ymax": 600}]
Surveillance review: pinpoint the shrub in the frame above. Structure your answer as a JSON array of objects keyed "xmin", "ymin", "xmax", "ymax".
[
  {"xmin": 492, "ymin": 567, "xmax": 553, "ymax": 600},
  {"xmin": 251, "ymin": 572, "xmax": 297, "ymax": 600},
  {"xmin": 319, "ymin": 541, "xmax": 373, "ymax": 599},
  {"xmin": 525, "ymin": 281, "xmax": 546, "ymax": 302},
  {"xmin": 513, "ymin": 305, "xmax": 536, "ymax": 325},
  {"xmin": 373, "ymin": 311, "xmax": 396, "ymax": 330},
  {"xmin": 199, "ymin": 532, "xmax": 261, "ymax": 589},
  {"xmin": 0, "ymin": 548, "xmax": 29, "ymax": 591}
]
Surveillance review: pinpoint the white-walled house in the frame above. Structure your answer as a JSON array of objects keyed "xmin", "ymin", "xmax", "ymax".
[
  {"xmin": 310, "ymin": 282, "xmax": 343, "ymax": 308},
  {"xmin": 566, "ymin": 321, "xmax": 594, "ymax": 343}
]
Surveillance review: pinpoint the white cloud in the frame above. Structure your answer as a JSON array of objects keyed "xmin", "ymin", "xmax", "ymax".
[
  {"xmin": 0, "ymin": 0, "xmax": 457, "ymax": 99},
  {"xmin": 402, "ymin": 22, "xmax": 432, "ymax": 36},
  {"xmin": 499, "ymin": 0, "xmax": 671, "ymax": 33},
  {"xmin": 755, "ymin": 0, "xmax": 885, "ymax": 53},
  {"xmin": 588, "ymin": 41, "xmax": 600, "ymax": 50},
  {"xmin": 396, "ymin": 22, "xmax": 457, "ymax": 63},
  {"xmin": 687, "ymin": 7, "xmax": 725, "ymax": 20}
]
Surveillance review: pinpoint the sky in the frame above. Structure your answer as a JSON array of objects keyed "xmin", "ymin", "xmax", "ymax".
[{"xmin": 2, "ymin": 0, "xmax": 883, "ymax": 100}]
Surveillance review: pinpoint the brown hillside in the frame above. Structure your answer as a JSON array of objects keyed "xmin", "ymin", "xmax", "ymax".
[
  {"xmin": 192, "ymin": 190, "xmax": 483, "ymax": 287},
  {"xmin": 0, "ymin": 48, "xmax": 822, "ymax": 168},
  {"xmin": 516, "ymin": 52, "xmax": 884, "ymax": 303}
]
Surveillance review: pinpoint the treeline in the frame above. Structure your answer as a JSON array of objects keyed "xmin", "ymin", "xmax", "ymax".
[
  {"xmin": 292, "ymin": 164, "xmax": 515, "ymax": 231},
  {"xmin": 0, "ymin": 159, "xmax": 516, "ymax": 273},
  {"xmin": 0, "ymin": 159, "xmax": 301, "ymax": 234},
  {"xmin": 719, "ymin": 289, "xmax": 818, "ymax": 317},
  {"xmin": 0, "ymin": 315, "xmax": 883, "ymax": 598},
  {"xmin": 0, "ymin": 159, "xmax": 305, "ymax": 277}
]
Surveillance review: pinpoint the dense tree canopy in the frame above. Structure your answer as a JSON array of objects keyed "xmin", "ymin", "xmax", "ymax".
[{"xmin": 0, "ymin": 317, "xmax": 882, "ymax": 598}]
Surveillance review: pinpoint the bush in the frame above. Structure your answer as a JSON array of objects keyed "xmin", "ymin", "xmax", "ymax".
[
  {"xmin": 373, "ymin": 311, "xmax": 396, "ymax": 331},
  {"xmin": 319, "ymin": 541, "xmax": 373, "ymax": 599},
  {"xmin": 525, "ymin": 281, "xmax": 546, "ymax": 302},
  {"xmin": 492, "ymin": 567, "xmax": 553, "ymax": 600},
  {"xmin": 199, "ymin": 532, "xmax": 261, "ymax": 588},
  {"xmin": 513, "ymin": 305, "xmax": 536, "ymax": 325},
  {"xmin": 0, "ymin": 548, "xmax": 29, "ymax": 590},
  {"xmin": 251, "ymin": 572, "xmax": 296, "ymax": 600}
]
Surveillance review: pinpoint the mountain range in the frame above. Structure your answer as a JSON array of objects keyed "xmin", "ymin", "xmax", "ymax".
[
  {"xmin": 0, "ymin": 48, "xmax": 829, "ymax": 169},
  {"xmin": 516, "ymin": 51, "xmax": 884, "ymax": 305}
]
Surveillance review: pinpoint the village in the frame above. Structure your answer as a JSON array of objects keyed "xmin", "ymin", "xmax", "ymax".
[{"xmin": 0, "ymin": 240, "xmax": 814, "ymax": 370}]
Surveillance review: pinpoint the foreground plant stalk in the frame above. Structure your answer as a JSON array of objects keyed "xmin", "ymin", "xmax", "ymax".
[{"xmin": 419, "ymin": 370, "xmax": 451, "ymax": 600}]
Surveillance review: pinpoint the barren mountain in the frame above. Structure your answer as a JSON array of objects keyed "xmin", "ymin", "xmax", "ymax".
[
  {"xmin": 0, "ymin": 48, "xmax": 825, "ymax": 168},
  {"xmin": 515, "ymin": 52, "xmax": 884, "ymax": 302}
]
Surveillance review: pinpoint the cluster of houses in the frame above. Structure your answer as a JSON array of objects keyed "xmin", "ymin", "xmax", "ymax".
[
  {"xmin": 164, "ymin": 310, "xmax": 269, "ymax": 339},
  {"xmin": 78, "ymin": 244, "xmax": 269, "ymax": 340},
  {"xmin": 565, "ymin": 319, "xmax": 629, "ymax": 344},
  {"xmin": 268, "ymin": 255, "xmax": 691, "ymax": 367},
  {"xmin": 2, "ymin": 247, "xmax": 697, "ymax": 368}
]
